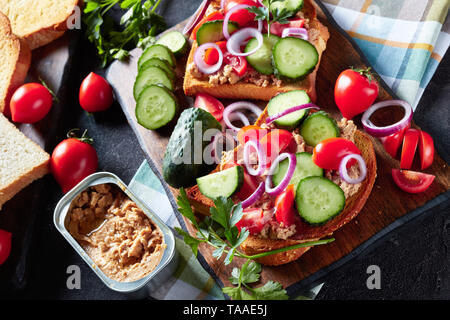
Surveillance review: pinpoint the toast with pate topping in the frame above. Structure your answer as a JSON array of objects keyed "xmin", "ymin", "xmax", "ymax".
[{"xmin": 183, "ymin": 0, "xmax": 330, "ymax": 102}]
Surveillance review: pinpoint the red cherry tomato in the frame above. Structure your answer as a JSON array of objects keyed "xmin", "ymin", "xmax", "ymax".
[
  {"xmin": 419, "ymin": 130, "xmax": 434, "ymax": 170},
  {"xmin": 267, "ymin": 18, "xmax": 305, "ymax": 36},
  {"xmin": 0, "ymin": 229, "xmax": 12, "ymax": 265},
  {"xmin": 225, "ymin": 0, "xmax": 260, "ymax": 27},
  {"xmin": 191, "ymin": 11, "xmax": 225, "ymax": 40},
  {"xmin": 312, "ymin": 138, "xmax": 361, "ymax": 170},
  {"xmin": 275, "ymin": 184, "xmax": 296, "ymax": 226},
  {"xmin": 10, "ymin": 83, "xmax": 53, "ymax": 123},
  {"xmin": 79, "ymin": 72, "xmax": 114, "ymax": 113},
  {"xmin": 204, "ymin": 41, "xmax": 228, "ymax": 65},
  {"xmin": 51, "ymin": 130, "xmax": 98, "ymax": 193},
  {"xmin": 259, "ymin": 129, "xmax": 295, "ymax": 166},
  {"xmin": 224, "ymin": 52, "xmax": 248, "ymax": 76},
  {"xmin": 236, "ymin": 208, "xmax": 264, "ymax": 235},
  {"xmin": 237, "ymin": 125, "xmax": 268, "ymax": 146},
  {"xmin": 381, "ymin": 125, "xmax": 409, "ymax": 158},
  {"xmin": 334, "ymin": 68, "xmax": 379, "ymax": 119},
  {"xmin": 194, "ymin": 93, "xmax": 225, "ymax": 121},
  {"xmin": 223, "ymin": 161, "xmax": 260, "ymax": 201},
  {"xmin": 392, "ymin": 169, "xmax": 435, "ymax": 194},
  {"xmin": 400, "ymin": 128, "xmax": 420, "ymax": 170}
]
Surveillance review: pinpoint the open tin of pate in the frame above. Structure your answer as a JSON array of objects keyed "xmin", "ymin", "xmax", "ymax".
[{"xmin": 54, "ymin": 172, "xmax": 178, "ymax": 298}]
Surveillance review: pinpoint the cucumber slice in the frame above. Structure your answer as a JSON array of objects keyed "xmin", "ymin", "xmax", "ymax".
[
  {"xmin": 197, "ymin": 166, "xmax": 244, "ymax": 200},
  {"xmin": 196, "ymin": 20, "xmax": 239, "ymax": 45},
  {"xmin": 272, "ymin": 152, "xmax": 323, "ymax": 190},
  {"xmin": 300, "ymin": 111, "xmax": 340, "ymax": 146},
  {"xmin": 273, "ymin": 37, "xmax": 319, "ymax": 80},
  {"xmin": 156, "ymin": 31, "xmax": 188, "ymax": 57},
  {"xmin": 138, "ymin": 44, "xmax": 176, "ymax": 70},
  {"xmin": 295, "ymin": 176, "xmax": 345, "ymax": 226},
  {"xmin": 267, "ymin": 90, "xmax": 310, "ymax": 129},
  {"xmin": 135, "ymin": 85, "xmax": 178, "ymax": 130},
  {"xmin": 133, "ymin": 66, "xmax": 174, "ymax": 100},
  {"xmin": 263, "ymin": 0, "xmax": 303, "ymax": 15},
  {"xmin": 139, "ymin": 58, "xmax": 176, "ymax": 80},
  {"xmin": 245, "ymin": 34, "xmax": 280, "ymax": 75}
]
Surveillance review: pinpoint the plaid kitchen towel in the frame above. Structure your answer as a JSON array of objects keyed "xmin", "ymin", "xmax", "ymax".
[{"xmin": 128, "ymin": 0, "xmax": 450, "ymax": 300}]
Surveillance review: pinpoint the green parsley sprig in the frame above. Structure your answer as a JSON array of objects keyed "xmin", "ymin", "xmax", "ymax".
[
  {"xmin": 247, "ymin": 0, "xmax": 292, "ymax": 36},
  {"xmin": 83, "ymin": 0, "xmax": 167, "ymax": 67},
  {"xmin": 175, "ymin": 188, "xmax": 335, "ymax": 300}
]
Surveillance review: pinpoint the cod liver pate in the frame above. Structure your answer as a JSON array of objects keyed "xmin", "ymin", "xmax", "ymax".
[{"xmin": 67, "ymin": 184, "xmax": 166, "ymax": 282}]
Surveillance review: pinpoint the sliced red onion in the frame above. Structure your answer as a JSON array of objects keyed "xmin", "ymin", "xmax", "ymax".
[
  {"xmin": 223, "ymin": 4, "xmax": 252, "ymax": 39},
  {"xmin": 194, "ymin": 43, "xmax": 224, "ymax": 74},
  {"xmin": 243, "ymin": 140, "xmax": 266, "ymax": 176},
  {"xmin": 228, "ymin": 111, "xmax": 250, "ymax": 128},
  {"xmin": 339, "ymin": 154, "xmax": 367, "ymax": 184},
  {"xmin": 282, "ymin": 27, "xmax": 309, "ymax": 40},
  {"xmin": 183, "ymin": 0, "xmax": 210, "ymax": 35},
  {"xmin": 266, "ymin": 103, "xmax": 320, "ymax": 124},
  {"xmin": 242, "ymin": 182, "xmax": 265, "ymax": 209},
  {"xmin": 223, "ymin": 101, "xmax": 262, "ymax": 131},
  {"xmin": 265, "ymin": 153, "xmax": 297, "ymax": 196},
  {"xmin": 361, "ymin": 100, "xmax": 413, "ymax": 138},
  {"xmin": 227, "ymin": 27, "xmax": 263, "ymax": 56}
]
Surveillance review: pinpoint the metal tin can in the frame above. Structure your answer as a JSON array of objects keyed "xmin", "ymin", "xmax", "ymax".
[{"xmin": 54, "ymin": 172, "xmax": 178, "ymax": 299}]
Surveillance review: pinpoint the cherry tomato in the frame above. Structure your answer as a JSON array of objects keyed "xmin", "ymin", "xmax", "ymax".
[
  {"xmin": 51, "ymin": 130, "xmax": 98, "ymax": 193},
  {"xmin": 194, "ymin": 93, "xmax": 225, "ymax": 121},
  {"xmin": 223, "ymin": 161, "xmax": 260, "ymax": 201},
  {"xmin": 0, "ymin": 229, "xmax": 12, "ymax": 265},
  {"xmin": 380, "ymin": 125, "xmax": 409, "ymax": 158},
  {"xmin": 392, "ymin": 169, "xmax": 435, "ymax": 194},
  {"xmin": 237, "ymin": 125, "xmax": 268, "ymax": 146},
  {"xmin": 225, "ymin": 0, "xmax": 260, "ymax": 27},
  {"xmin": 79, "ymin": 72, "xmax": 114, "ymax": 113},
  {"xmin": 204, "ymin": 41, "xmax": 228, "ymax": 65},
  {"xmin": 267, "ymin": 18, "xmax": 305, "ymax": 36},
  {"xmin": 224, "ymin": 52, "xmax": 248, "ymax": 76},
  {"xmin": 191, "ymin": 11, "xmax": 225, "ymax": 40},
  {"xmin": 275, "ymin": 184, "xmax": 296, "ymax": 226},
  {"xmin": 419, "ymin": 130, "xmax": 434, "ymax": 170},
  {"xmin": 259, "ymin": 129, "xmax": 296, "ymax": 166},
  {"xmin": 334, "ymin": 68, "xmax": 379, "ymax": 119},
  {"xmin": 400, "ymin": 128, "xmax": 420, "ymax": 170},
  {"xmin": 313, "ymin": 138, "xmax": 361, "ymax": 170},
  {"xmin": 10, "ymin": 83, "xmax": 53, "ymax": 123},
  {"xmin": 236, "ymin": 208, "xmax": 264, "ymax": 235}
]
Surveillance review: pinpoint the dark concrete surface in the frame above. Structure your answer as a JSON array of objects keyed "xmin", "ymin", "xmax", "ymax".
[{"xmin": 5, "ymin": 0, "xmax": 450, "ymax": 300}]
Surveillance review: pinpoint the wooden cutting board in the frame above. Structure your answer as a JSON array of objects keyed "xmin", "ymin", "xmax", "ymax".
[{"xmin": 106, "ymin": 2, "xmax": 450, "ymax": 295}]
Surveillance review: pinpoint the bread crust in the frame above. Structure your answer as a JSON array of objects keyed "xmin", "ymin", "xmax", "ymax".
[{"xmin": 183, "ymin": 0, "xmax": 330, "ymax": 102}]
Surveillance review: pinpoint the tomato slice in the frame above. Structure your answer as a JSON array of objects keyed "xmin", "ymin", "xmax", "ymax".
[
  {"xmin": 259, "ymin": 129, "xmax": 295, "ymax": 166},
  {"xmin": 194, "ymin": 93, "xmax": 225, "ymax": 121},
  {"xmin": 312, "ymin": 138, "xmax": 361, "ymax": 170},
  {"xmin": 225, "ymin": 0, "xmax": 260, "ymax": 27},
  {"xmin": 236, "ymin": 208, "xmax": 265, "ymax": 235},
  {"xmin": 400, "ymin": 128, "xmax": 420, "ymax": 170},
  {"xmin": 392, "ymin": 169, "xmax": 435, "ymax": 194},
  {"xmin": 204, "ymin": 41, "xmax": 228, "ymax": 65},
  {"xmin": 191, "ymin": 11, "xmax": 224, "ymax": 40},
  {"xmin": 222, "ymin": 161, "xmax": 260, "ymax": 201},
  {"xmin": 419, "ymin": 130, "xmax": 434, "ymax": 170},
  {"xmin": 381, "ymin": 125, "xmax": 409, "ymax": 158},
  {"xmin": 268, "ymin": 18, "xmax": 305, "ymax": 36},
  {"xmin": 275, "ymin": 184, "xmax": 296, "ymax": 226},
  {"xmin": 237, "ymin": 125, "xmax": 268, "ymax": 146},
  {"xmin": 224, "ymin": 52, "xmax": 248, "ymax": 76}
]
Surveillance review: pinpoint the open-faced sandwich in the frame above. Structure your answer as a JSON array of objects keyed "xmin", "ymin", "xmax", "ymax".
[
  {"xmin": 183, "ymin": 0, "xmax": 330, "ymax": 101},
  {"xmin": 183, "ymin": 90, "xmax": 377, "ymax": 266}
]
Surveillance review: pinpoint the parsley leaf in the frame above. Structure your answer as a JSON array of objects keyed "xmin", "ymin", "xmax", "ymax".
[
  {"xmin": 252, "ymin": 281, "xmax": 289, "ymax": 300},
  {"xmin": 230, "ymin": 261, "xmax": 261, "ymax": 285}
]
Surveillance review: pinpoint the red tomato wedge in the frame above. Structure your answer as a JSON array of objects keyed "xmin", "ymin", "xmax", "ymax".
[
  {"xmin": 381, "ymin": 125, "xmax": 409, "ymax": 158},
  {"xmin": 267, "ymin": 18, "xmax": 305, "ymax": 36},
  {"xmin": 222, "ymin": 161, "xmax": 260, "ymax": 201},
  {"xmin": 400, "ymin": 128, "xmax": 420, "ymax": 170},
  {"xmin": 419, "ymin": 130, "xmax": 434, "ymax": 170},
  {"xmin": 392, "ymin": 169, "xmax": 435, "ymax": 194},
  {"xmin": 236, "ymin": 208, "xmax": 264, "ymax": 235},
  {"xmin": 275, "ymin": 184, "xmax": 296, "ymax": 226},
  {"xmin": 312, "ymin": 138, "xmax": 361, "ymax": 170},
  {"xmin": 259, "ymin": 129, "xmax": 295, "ymax": 166},
  {"xmin": 194, "ymin": 93, "xmax": 225, "ymax": 121},
  {"xmin": 191, "ymin": 11, "xmax": 224, "ymax": 40},
  {"xmin": 225, "ymin": 0, "xmax": 260, "ymax": 27},
  {"xmin": 0, "ymin": 229, "xmax": 12, "ymax": 265},
  {"xmin": 237, "ymin": 125, "xmax": 268, "ymax": 146},
  {"xmin": 224, "ymin": 52, "xmax": 248, "ymax": 76}
]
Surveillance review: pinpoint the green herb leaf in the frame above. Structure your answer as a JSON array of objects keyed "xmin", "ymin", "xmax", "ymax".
[
  {"xmin": 177, "ymin": 188, "xmax": 199, "ymax": 230},
  {"xmin": 230, "ymin": 261, "xmax": 261, "ymax": 285},
  {"xmin": 175, "ymin": 227, "xmax": 202, "ymax": 257},
  {"xmin": 252, "ymin": 281, "xmax": 289, "ymax": 300}
]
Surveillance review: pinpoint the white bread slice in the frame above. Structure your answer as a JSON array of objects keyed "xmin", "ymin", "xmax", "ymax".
[
  {"xmin": 0, "ymin": 114, "xmax": 50, "ymax": 210},
  {"xmin": 0, "ymin": 12, "xmax": 31, "ymax": 113},
  {"xmin": 0, "ymin": 0, "xmax": 81, "ymax": 50}
]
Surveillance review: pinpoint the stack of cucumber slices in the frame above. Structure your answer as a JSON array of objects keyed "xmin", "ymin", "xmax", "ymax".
[{"xmin": 134, "ymin": 31, "xmax": 188, "ymax": 130}]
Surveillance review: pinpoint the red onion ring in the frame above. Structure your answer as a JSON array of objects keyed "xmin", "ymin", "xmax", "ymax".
[
  {"xmin": 226, "ymin": 27, "xmax": 263, "ymax": 56},
  {"xmin": 223, "ymin": 4, "xmax": 252, "ymax": 39},
  {"xmin": 242, "ymin": 182, "xmax": 265, "ymax": 209},
  {"xmin": 209, "ymin": 131, "xmax": 236, "ymax": 163},
  {"xmin": 265, "ymin": 153, "xmax": 297, "ymax": 196},
  {"xmin": 265, "ymin": 103, "xmax": 320, "ymax": 124},
  {"xmin": 183, "ymin": 0, "xmax": 210, "ymax": 35},
  {"xmin": 361, "ymin": 100, "xmax": 413, "ymax": 138},
  {"xmin": 243, "ymin": 140, "xmax": 266, "ymax": 176},
  {"xmin": 194, "ymin": 43, "xmax": 224, "ymax": 74},
  {"xmin": 223, "ymin": 101, "xmax": 262, "ymax": 131},
  {"xmin": 339, "ymin": 154, "xmax": 367, "ymax": 184},
  {"xmin": 282, "ymin": 27, "xmax": 309, "ymax": 40}
]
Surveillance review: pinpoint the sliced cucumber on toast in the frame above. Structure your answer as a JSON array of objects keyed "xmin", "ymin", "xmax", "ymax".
[
  {"xmin": 196, "ymin": 20, "xmax": 239, "ymax": 45},
  {"xmin": 197, "ymin": 166, "xmax": 244, "ymax": 199},
  {"xmin": 267, "ymin": 90, "xmax": 310, "ymax": 129},
  {"xmin": 245, "ymin": 34, "xmax": 280, "ymax": 75},
  {"xmin": 300, "ymin": 111, "xmax": 340, "ymax": 146}
]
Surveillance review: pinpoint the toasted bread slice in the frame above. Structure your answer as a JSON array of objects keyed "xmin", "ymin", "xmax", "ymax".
[
  {"xmin": 0, "ymin": 114, "xmax": 50, "ymax": 210},
  {"xmin": 0, "ymin": 12, "xmax": 31, "ymax": 114},
  {"xmin": 186, "ymin": 107, "xmax": 377, "ymax": 266},
  {"xmin": 183, "ymin": 0, "xmax": 330, "ymax": 102},
  {"xmin": 0, "ymin": 0, "xmax": 81, "ymax": 50}
]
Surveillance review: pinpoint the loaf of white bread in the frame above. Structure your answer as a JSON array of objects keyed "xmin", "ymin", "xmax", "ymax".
[{"xmin": 0, "ymin": 114, "xmax": 50, "ymax": 210}]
